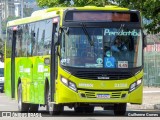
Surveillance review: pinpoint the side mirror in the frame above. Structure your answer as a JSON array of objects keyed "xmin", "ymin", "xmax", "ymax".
[
  {"xmin": 54, "ymin": 32, "xmax": 59, "ymax": 45},
  {"xmin": 56, "ymin": 46, "xmax": 61, "ymax": 58},
  {"xmin": 143, "ymin": 33, "xmax": 147, "ymax": 48}
]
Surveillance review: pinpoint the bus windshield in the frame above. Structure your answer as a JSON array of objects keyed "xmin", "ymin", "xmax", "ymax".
[{"xmin": 60, "ymin": 27, "xmax": 142, "ymax": 68}]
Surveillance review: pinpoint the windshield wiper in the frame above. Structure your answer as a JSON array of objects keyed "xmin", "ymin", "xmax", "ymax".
[
  {"xmin": 113, "ymin": 24, "xmax": 125, "ymax": 41},
  {"xmin": 80, "ymin": 23, "xmax": 94, "ymax": 46},
  {"xmin": 61, "ymin": 26, "xmax": 69, "ymax": 35}
]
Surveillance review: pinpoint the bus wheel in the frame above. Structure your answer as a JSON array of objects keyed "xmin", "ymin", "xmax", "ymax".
[
  {"xmin": 46, "ymin": 89, "xmax": 63, "ymax": 115},
  {"xmin": 29, "ymin": 104, "xmax": 39, "ymax": 112},
  {"xmin": 18, "ymin": 83, "xmax": 29, "ymax": 112},
  {"xmin": 0, "ymin": 90, "xmax": 3, "ymax": 93},
  {"xmin": 49, "ymin": 104, "xmax": 64, "ymax": 115},
  {"xmin": 84, "ymin": 106, "xmax": 94, "ymax": 113},
  {"xmin": 114, "ymin": 103, "xmax": 126, "ymax": 116},
  {"xmin": 74, "ymin": 107, "xmax": 84, "ymax": 113}
]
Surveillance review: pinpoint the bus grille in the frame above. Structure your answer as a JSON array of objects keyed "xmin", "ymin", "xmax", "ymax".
[
  {"xmin": 84, "ymin": 92, "xmax": 96, "ymax": 98},
  {"xmin": 81, "ymin": 92, "xmax": 122, "ymax": 99},
  {"xmin": 73, "ymin": 71, "xmax": 132, "ymax": 80},
  {"xmin": 111, "ymin": 92, "xmax": 122, "ymax": 98}
]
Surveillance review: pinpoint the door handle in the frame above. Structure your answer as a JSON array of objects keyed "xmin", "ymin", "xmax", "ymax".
[{"xmin": 44, "ymin": 58, "xmax": 50, "ymax": 65}]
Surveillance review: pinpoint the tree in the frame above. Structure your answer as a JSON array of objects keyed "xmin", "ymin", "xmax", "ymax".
[
  {"xmin": 36, "ymin": 0, "xmax": 110, "ymax": 7},
  {"xmin": 113, "ymin": 0, "xmax": 160, "ymax": 34},
  {"xmin": 24, "ymin": 8, "xmax": 34, "ymax": 17},
  {"xmin": 0, "ymin": 37, "xmax": 4, "ymax": 61},
  {"xmin": 1, "ymin": 16, "xmax": 20, "ymax": 34},
  {"xmin": 36, "ymin": 0, "xmax": 160, "ymax": 34}
]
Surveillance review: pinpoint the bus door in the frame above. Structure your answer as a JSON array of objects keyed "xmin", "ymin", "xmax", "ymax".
[
  {"xmin": 28, "ymin": 22, "xmax": 42, "ymax": 103},
  {"xmin": 13, "ymin": 24, "xmax": 33, "ymax": 102},
  {"xmin": 50, "ymin": 18, "xmax": 59, "ymax": 102},
  {"xmin": 11, "ymin": 27, "xmax": 17, "ymax": 98},
  {"xmin": 32, "ymin": 21, "xmax": 46, "ymax": 104}
]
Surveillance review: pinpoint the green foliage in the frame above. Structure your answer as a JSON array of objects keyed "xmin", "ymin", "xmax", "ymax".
[
  {"xmin": 36, "ymin": 0, "xmax": 159, "ymax": 34},
  {"xmin": 0, "ymin": 37, "xmax": 4, "ymax": 58},
  {"xmin": 24, "ymin": 8, "xmax": 34, "ymax": 17},
  {"xmin": 113, "ymin": 0, "xmax": 160, "ymax": 34},
  {"xmin": 2, "ymin": 16, "xmax": 20, "ymax": 33},
  {"xmin": 36, "ymin": 0, "xmax": 111, "ymax": 7},
  {"xmin": 1, "ymin": 16, "xmax": 20, "ymax": 60},
  {"xmin": 36, "ymin": 0, "xmax": 71, "ymax": 7}
]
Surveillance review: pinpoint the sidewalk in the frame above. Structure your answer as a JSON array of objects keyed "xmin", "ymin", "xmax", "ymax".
[{"xmin": 127, "ymin": 87, "xmax": 160, "ymax": 110}]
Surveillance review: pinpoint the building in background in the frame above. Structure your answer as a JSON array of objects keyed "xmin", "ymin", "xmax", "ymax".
[
  {"xmin": 0, "ymin": 0, "xmax": 15, "ymax": 20},
  {"xmin": 0, "ymin": 0, "xmax": 40, "ymax": 20},
  {"xmin": 14, "ymin": 0, "xmax": 21, "ymax": 17},
  {"xmin": 0, "ymin": 0, "xmax": 15, "ymax": 39},
  {"xmin": 0, "ymin": 0, "xmax": 40, "ymax": 38},
  {"xmin": 13, "ymin": 0, "xmax": 40, "ymax": 18}
]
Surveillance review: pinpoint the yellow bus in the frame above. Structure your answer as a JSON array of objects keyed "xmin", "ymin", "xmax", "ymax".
[{"xmin": 5, "ymin": 6, "xmax": 145, "ymax": 115}]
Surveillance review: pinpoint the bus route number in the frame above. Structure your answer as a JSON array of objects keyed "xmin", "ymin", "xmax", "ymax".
[{"xmin": 118, "ymin": 61, "xmax": 128, "ymax": 68}]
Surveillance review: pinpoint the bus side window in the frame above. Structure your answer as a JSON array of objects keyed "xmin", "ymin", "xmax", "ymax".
[
  {"xmin": 37, "ymin": 21, "xmax": 45, "ymax": 56},
  {"xmin": 32, "ymin": 23, "xmax": 39, "ymax": 56},
  {"xmin": 16, "ymin": 28, "xmax": 23, "ymax": 57},
  {"xmin": 31, "ymin": 30, "xmax": 35, "ymax": 56},
  {"xmin": 43, "ymin": 19, "xmax": 52, "ymax": 55},
  {"xmin": 22, "ymin": 24, "xmax": 29, "ymax": 57},
  {"xmin": 6, "ymin": 28, "xmax": 12, "ymax": 58},
  {"xmin": 25, "ymin": 23, "xmax": 34, "ymax": 57}
]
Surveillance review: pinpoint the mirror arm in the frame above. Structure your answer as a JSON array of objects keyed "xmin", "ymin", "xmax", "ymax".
[{"xmin": 143, "ymin": 32, "xmax": 147, "ymax": 48}]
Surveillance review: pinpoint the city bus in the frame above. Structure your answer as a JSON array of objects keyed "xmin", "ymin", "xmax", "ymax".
[{"xmin": 5, "ymin": 6, "xmax": 145, "ymax": 115}]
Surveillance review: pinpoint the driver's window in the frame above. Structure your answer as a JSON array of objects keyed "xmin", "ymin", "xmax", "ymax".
[{"xmin": 61, "ymin": 32, "xmax": 65, "ymax": 56}]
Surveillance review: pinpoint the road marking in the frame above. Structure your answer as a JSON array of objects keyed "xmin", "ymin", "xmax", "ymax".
[
  {"xmin": 0, "ymin": 96, "xmax": 7, "ymax": 98},
  {"xmin": 143, "ymin": 91, "xmax": 160, "ymax": 93},
  {"xmin": 0, "ymin": 104, "xmax": 10, "ymax": 106}
]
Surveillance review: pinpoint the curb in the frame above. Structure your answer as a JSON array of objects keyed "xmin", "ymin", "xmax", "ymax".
[
  {"xmin": 154, "ymin": 104, "xmax": 160, "ymax": 110},
  {"xmin": 127, "ymin": 103, "xmax": 160, "ymax": 110},
  {"xmin": 143, "ymin": 91, "xmax": 160, "ymax": 93}
]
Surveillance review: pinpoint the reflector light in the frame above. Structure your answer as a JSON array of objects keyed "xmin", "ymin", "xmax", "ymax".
[
  {"xmin": 53, "ymin": 18, "xmax": 58, "ymax": 23},
  {"xmin": 13, "ymin": 26, "xmax": 18, "ymax": 31}
]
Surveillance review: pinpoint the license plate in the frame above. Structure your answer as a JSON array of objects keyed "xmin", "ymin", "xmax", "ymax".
[{"xmin": 97, "ymin": 94, "xmax": 110, "ymax": 99}]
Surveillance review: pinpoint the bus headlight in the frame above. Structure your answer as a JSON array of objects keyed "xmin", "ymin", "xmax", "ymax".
[
  {"xmin": 61, "ymin": 77, "xmax": 68, "ymax": 86},
  {"xmin": 61, "ymin": 77, "xmax": 77, "ymax": 92},
  {"xmin": 129, "ymin": 79, "xmax": 142, "ymax": 93},
  {"xmin": 68, "ymin": 82, "xmax": 77, "ymax": 92}
]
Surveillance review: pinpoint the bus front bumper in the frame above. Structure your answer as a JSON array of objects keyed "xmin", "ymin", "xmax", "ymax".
[{"xmin": 56, "ymin": 83, "xmax": 143, "ymax": 105}]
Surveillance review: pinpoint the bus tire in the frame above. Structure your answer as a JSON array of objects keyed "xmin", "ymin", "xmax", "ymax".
[
  {"xmin": 1, "ymin": 89, "xmax": 3, "ymax": 93},
  {"xmin": 74, "ymin": 107, "xmax": 84, "ymax": 113},
  {"xmin": 46, "ymin": 88, "xmax": 63, "ymax": 115},
  {"xmin": 18, "ymin": 83, "xmax": 30, "ymax": 112},
  {"xmin": 49, "ymin": 104, "xmax": 64, "ymax": 115},
  {"xmin": 46, "ymin": 87, "xmax": 50, "ymax": 111},
  {"xmin": 84, "ymin": 106, "xmax": 94, "ymax": 113},
  {"xmin": 114, "ymin": 103, "xmax": 126, "ymax": 116},
  {"xmin": 29, "ymin": 104, "xmax": 39, "ymax": 112}
]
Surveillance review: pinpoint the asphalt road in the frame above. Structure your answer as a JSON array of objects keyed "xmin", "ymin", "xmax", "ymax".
[{"xmin": 0, "ymin": 92, "xmax": 160, "ymax": 120}]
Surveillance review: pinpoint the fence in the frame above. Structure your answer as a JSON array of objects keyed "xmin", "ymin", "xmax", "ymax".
[
  {"xmin": 143, "ymin": 33, "xmax": 160, "ymax": 87},
  {"xmin": 144, "ymin": 51, "xmax": 160, "ymax": 87}
]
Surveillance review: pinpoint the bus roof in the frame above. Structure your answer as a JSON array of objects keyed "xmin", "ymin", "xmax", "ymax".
[{"xmin": 7, "ymin": 5, "xmax": 130, "ymax": 27}]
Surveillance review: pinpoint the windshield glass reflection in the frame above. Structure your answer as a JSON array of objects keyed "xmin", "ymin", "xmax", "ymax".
[{"xmin": 60, "ymin": 27, "xmax": 142, "ymax": 68}]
